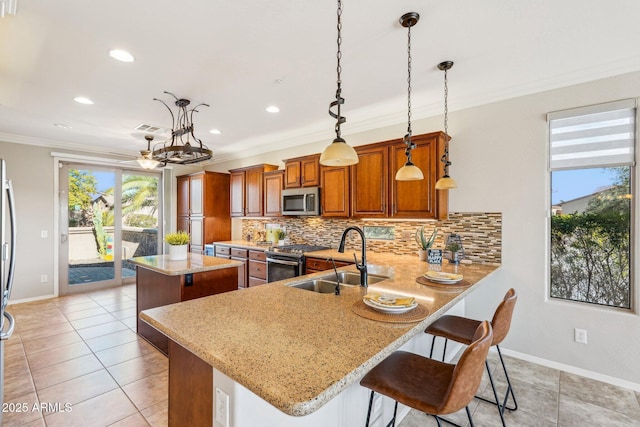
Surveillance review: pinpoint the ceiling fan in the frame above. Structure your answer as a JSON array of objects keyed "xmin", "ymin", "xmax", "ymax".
[{"xmin": 136, "ymin": 135, "xmax": 162, "ymax": 169}]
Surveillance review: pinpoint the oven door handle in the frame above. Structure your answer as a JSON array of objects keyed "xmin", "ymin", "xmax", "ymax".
[{"xmin": 266, "ymin": 258, "xmax": 300, "ymax": 266}]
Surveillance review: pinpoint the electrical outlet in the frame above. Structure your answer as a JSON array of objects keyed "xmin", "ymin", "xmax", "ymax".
[
  {"xmin": 574, "ymin": 328, "xmax": 587, "ymax": 344},
  {"xmin": 40, "ymin": 230, "xmax": 48, "ymax": 238},
  {"xmin": 215, "ymin": 387, "xmax": 229, "ymax": 427},
  {"xmin": 401, "ymin": 230, "xmax": 413, "ymax": 241},
  {"xmin": 40, "ymin": 274, "xmax": 48, "ymax": 283}
]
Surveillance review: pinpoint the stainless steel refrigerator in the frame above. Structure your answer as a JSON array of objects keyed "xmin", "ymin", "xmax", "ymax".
[{"xmin": 0, "ymin": 158, "xmax": 17, "ymax": 424}]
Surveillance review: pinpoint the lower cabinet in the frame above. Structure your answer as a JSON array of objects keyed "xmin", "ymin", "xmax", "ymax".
[
  {"xmin": 248, "ymin": 250, "xmax": 267, "ymax": 287},
  {"xmin": 231, "ymin": 248, "xmax": 249, "ymax": 289},
  {"xmin": 305, "ymin": 257, "xmax": 353, "ymax": 274}
]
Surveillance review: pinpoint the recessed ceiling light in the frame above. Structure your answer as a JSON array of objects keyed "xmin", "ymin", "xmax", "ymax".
[
  {"xmin": 266, "ymin": 105, "xmax": 280, "ymax": 113},
  {"xmin": 54, "ymin": 123, "xmax": 72, "ymax": 129},
  {"xmin": 209, "ymin": 129, "xmax": 222, "ymax": 135},
  {"xmin": 74, "ymin": 96, "xmax": 94, "ymax": 105},
  {"xmin": 109, "ymin": 49, "xmax": 135, "ymax": 63}
]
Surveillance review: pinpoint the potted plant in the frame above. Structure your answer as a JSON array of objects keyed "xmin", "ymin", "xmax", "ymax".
[
  {"xmin": 276, "ymin": 229, "xmax": 288, "ymax": 246},
  {"xmin": 445, "ymin": 241, "xmax": 462, "ymax": 264},
  {"xmin": 165, "ymin": 231, "xmax": 190, "ymax": 261},
  {"xmin": 415, "ymin": 226, "xmax": 437, "ymax": 261}
]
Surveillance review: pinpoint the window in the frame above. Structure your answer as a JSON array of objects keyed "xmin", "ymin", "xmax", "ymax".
[{"xmin": 548, "ymin": 99, "xmax": 635, "ymax": 309}]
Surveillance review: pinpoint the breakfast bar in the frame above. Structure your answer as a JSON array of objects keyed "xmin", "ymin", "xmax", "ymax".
[
  {"xmin": 129, "ymin": 254, "xmax": 242, "ymax": 355},
  {"xmin": 140, "ymin": 253, "xmax": 499, "ymax": 427}
]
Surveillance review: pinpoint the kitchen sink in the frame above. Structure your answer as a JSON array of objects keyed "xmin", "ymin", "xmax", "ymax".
[{"xmin": 288, "ymin": 272, "xmax": 389, "ymax": 293}]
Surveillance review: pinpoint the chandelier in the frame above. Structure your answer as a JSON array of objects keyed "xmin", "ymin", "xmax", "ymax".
[{"xmin": 151, "ymin": 91, "xmax": 213, "ymax": 166}]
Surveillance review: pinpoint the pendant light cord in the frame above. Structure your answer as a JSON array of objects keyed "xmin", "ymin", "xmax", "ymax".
[
  {"xmin": 329, "ymin": 0, "xmax": 346, "ymax": 141},
  {"xmin": 406, "ymin": 22, "xmax": 412, "ymax": 141}
]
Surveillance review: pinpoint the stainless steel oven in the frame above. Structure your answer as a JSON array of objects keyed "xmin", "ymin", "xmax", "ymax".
[{"xmin": 265, "ymin": 244, "xmax": 329, "ymax": 282}]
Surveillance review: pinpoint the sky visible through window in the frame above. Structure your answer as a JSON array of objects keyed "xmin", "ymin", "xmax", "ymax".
[{"xmin": 552, "ymin": 168, "xmax": 619, "ymax": 205}]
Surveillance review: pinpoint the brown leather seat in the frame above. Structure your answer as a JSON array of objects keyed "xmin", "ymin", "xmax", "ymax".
[
  {"xmin": 360, "ymin": 321, "xmax": 493, "ymax": 427},
  {"xmin": 425, "ymin": 288, "xmax": 518, "ymax": 426}
]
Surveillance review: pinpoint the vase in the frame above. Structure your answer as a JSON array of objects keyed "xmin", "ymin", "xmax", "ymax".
[
  {"xmin": 169, "ymin": 244, "xmax": 188, "ymax": 261},
  {"xmin": 448, "ymin": 252, "xmax": 460, "ymax": 265},
  {"xmin": 417, "ymin": 249, "xmax": 428, "ymax": 261}
]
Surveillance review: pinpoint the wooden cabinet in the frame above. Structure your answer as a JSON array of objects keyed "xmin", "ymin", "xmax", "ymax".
[
  {"xmin": 305, "ymin": 257, "xmax": 352, "ymax": 274},
  {"xmin": 229, "ymin": 164, "xmax": 278, "ymax": 217},
  {"xmin": 351, "ymin": 145, "xmax": 389, "ymax": 218},
  {"xmin": 176, "ymin": 172, "xmax": 231, "ymax": 254},
  {"xmin": 320, "ymin": 165, "xmax": 350, "ymax": 217},
  {"xmin": 283, "ymin": 154, "xmax": 320, "ymax": 188},
  {"xmin": 248, "ymin": 250, "xmax": 267, "ymax": 287},
  {"xmin": 263, "ymin": 170, "xmax": 284, "ymax": 217},
  {"xmin": 390, "ymin": 132, "xmax": 448, "ymax": 219},
  {"xmin": 230, "ymin": 247, "xmax": 249, "ymax": 289}
]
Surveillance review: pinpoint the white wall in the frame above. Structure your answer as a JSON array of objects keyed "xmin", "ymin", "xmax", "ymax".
[{"xmin": 211, "ymin": 71, "xmax": 640, "ymax": 387}]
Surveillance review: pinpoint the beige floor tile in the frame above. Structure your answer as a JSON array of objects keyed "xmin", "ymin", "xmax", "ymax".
[
  {"xmin": 69, "ymin": 313, "xmax": 116, "ymax": 329},
  {"xmin": 122, "ymin": 316, "xmax": 138, "ymax": 330},
  {"xmin": 85, "ymin": 329, "xmax": 139, "ymax": 352},
  {"xmin": 37, "ymin": 369, "xmax": 119, "ymax": 408},
  {"xmin": 22, "ymin": 330, "xmax": 82, "ymax": 354},
  {"xmin": 31, "ymin": 354, "xmax": 103, "ymax": 390},
  {"xmin": 44, "ymin": 389, "xmax": 138, "ymax": 427},
  {"xmin": 123, "ymin": 370, "xmax": 168, "ymax": 411},
  {"xmin": 77, "ymin": 320, "xmax": 128, "ymax": 340},
  {"xmin": 101, "ymin": 300, "xmax": 137, "ymax": 313},
  {"xmin": 62, "ymin": 306, "xmax": 110, "ymax": 321},
  {"xmin": 557, "ymin": 394, "xmax": 640, "ymax": 426},
  {"xmin": 58, "ymin": 300, "xmax": 102, "ymax": 314},
  {"xmin": 1, "ymin": 390, "xmax": 42, "ymax": 427},
  {"xmin": 111, "ymin": 307, "xmax": 138, "ymax": 320},
  {"xmin": 54, "ymin": 294, "xmax": 94, "ymax": 307},
  {"xmin": 107, "ymin": 351, "xmax": 168, "ymax": 386},
  {"xmin": 141, "ymin": 399, "xmax": 168, "ymax": 427},
  {"xmin": 560, "ymin": 371, "xmax": 640, "ymax": 419},
  {"xmin": 471, "ymin": 400, "xmax": 556, "ymax": 427},
  {"xmin": 4, "ymin": 364, "xmax": 37, "ymax": 400},
  {"xmin": 18, "ymin": 320, "xmax": 75, "ymax": 341},
  {"xmin": 95, "ymin": 338, "xmax": 156, "ymax": 367},
  {"xmin": 15, "ymin": 311, "xmax": 68, "ymax": 331},
  {"xmin": 26, "ymin": 341, "xmax": 92, "ymax": 370},
  {"xmin": 109, "ymin": 412, "xmax": 151, "ymax": 426}
]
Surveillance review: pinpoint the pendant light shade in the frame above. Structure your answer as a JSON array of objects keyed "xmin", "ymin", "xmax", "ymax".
[
  {"xmin": 395, "ymin": 12, "xmax": 423, "ymax": 181},
  {"xmin": 137, "ymin": 135, "xmax": 161, "ymax": 169},
  {"xmin": 320, "ymin": 0, "xmax": 359, "ymax": 167},
  {"xmin": 435, "ymin": 60, "xmax": 457, "ymax": 190}
]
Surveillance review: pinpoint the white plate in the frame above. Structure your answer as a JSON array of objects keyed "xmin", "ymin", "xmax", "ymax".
[
  {"xmin": 363, "ymin": 298, "xmax": 418, "ymax": 314},
  {"xmin": 424, "ymin": 271, "xmax": 463, "ymax": 284}
]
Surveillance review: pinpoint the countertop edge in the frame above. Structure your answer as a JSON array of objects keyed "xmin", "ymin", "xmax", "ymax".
[{"xmin": 129, "ymin": 255, "xmax": 242, "ymax": 276}]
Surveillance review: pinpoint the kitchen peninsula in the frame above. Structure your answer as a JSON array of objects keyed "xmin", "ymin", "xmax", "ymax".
[
  {"xmin": 129, "ymin": 253, "xmax": 242, "ymax": 355},
  {"xmin": 140, "ymin": 254, "xmax": 499, "ymax": 426}
]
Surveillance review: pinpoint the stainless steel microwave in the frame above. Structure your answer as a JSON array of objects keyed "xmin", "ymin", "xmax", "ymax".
[{"xmin": 282, "ymin": 187, "xmax": 320, "ymax": 216}]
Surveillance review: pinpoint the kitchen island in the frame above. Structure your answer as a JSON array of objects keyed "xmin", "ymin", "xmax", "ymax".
[
  {"xmin": 140, "ymin": 255, "xmax": 499, "ymax": 426},
  {"xmin": 129, "ymin": 253, "xmax": 242, "ymax": 355}
]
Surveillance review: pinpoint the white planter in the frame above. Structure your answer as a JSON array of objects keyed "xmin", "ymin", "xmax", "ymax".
[{"xmin": 168, "ymin": 244, "xmax": 188, "ymax": 261}]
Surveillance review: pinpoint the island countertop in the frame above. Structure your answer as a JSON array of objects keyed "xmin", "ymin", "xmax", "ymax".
[
  {"xmin": 140, "ymin": 255, "xmax": 499, "ymax": 416},
  {"xmin": 128, "ymin": 253, "xmax": 242, "ymax": 276}
]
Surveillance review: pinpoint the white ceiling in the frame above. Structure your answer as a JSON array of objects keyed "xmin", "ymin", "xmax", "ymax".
[{"xmin": 1, "ymin": 0, "xmax": 639, "ymax": 164}]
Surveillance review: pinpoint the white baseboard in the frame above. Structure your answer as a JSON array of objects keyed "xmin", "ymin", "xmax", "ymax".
[
  {"xmin": 499, "ymin": 348, "xmax": 640, "ymax": 393},
  {"xmin": 7, "ymin": 294, "xmax": 56, "ymax": 306}
]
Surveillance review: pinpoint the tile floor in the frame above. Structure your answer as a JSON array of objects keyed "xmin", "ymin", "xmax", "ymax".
[{"xmin": 4, "ymin": 285, "xmax": 640, "ymax": 426}]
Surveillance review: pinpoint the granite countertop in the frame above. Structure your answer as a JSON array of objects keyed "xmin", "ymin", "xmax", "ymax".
[
  {"xmin": 140, "ymin": 256, "xmax": 499, "ymax": 416},
  {"xmin": 212, "ymin": 240, "xmax": 272, "ymax": 251},
  {"xmin": 128, "ymin": 254, "xmax": 242, "ymax": 276}
]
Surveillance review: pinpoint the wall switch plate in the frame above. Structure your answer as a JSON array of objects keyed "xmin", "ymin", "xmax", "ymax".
[
  {"xmin": 41, "ymin": 230, "xmax": 48, "ymax": 238},
  {"xmin": 215, "ymin": 387, "xmax": 229, "ymax": 427},
  {"xmin": 574, "ymin": 328, "xmax": 587, "ymax": 344},
  {"xmin": 40, "ymin": 274, "xmax": 48, "ymax": 283}
]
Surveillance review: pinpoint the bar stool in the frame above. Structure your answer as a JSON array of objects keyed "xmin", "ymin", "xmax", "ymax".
[
  {"xmin": 425, "ymin": 288, "xmax": 518, "ymax": 427},
  {"xmin": 360, "ymin": 321, "xmax": 492, "ymax": 427}
]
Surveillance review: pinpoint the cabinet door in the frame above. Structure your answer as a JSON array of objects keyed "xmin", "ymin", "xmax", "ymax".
[
  {"xmin": 301, "ymin": 156, "xmax": 320, "ymax": 187},
  {"xmin": 177, "ymin": 217, "xmax": 190, "ymax": 235},
  {"xmin": 263, "ymin": 171, "xmax": 283, "ymax": 217},
  {"xmin": 321, "ymin": 166, "xmax": 350, "ymax": 217},
  {"xmin": 351, "ymin": 146, "xmax": 388, "ymax": 217},
  {"xmin": 230, "ymin": 171, "xmax": 245, "ymax": 217},
  {"xmin": 390, "ymin": 136, "xmax": 438, "ymax": 218},
  {"xmin": 284, "ymin": 161, "xmax": 301, "ymax": 188},
  {"xmin": 190, "ymin": 217, "xmax": 204, "ymax": 253},
  {"xmin": 245, "ymin": 168, "xmax": 264, "ymax": 217},
  {"xmin": 177, "ymin": 176, "xmax": 190, "ymax": 217},
  {"xmin": 189, "ymin": 174, "xmax": 204, "ymax": 216}
]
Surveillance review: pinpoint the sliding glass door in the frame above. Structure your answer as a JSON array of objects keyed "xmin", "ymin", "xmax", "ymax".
[{"xmin": 59, "ymin": 163, "xmax": 162, "ymax": 295}]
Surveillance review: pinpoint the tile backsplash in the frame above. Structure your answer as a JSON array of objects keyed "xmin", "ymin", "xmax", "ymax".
[{"xmin": 242, "ymin": 213, "xmax": 501, "ymax": 264}]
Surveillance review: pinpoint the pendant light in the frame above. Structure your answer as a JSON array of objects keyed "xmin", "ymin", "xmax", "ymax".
[
  {"xmin": 319, "ymin": 0, "xmax": 359, "ymax": 166},
  {"xmin": 137, "ymin": 135, "xmax": 161, "ymax": 169},
  {"xmin": 395, "ymin": 12, "xmax": 424, "ymax": 181},
  {"xmin": 435, "ymin": 61, "xmax": 457, "ymax": 190}
]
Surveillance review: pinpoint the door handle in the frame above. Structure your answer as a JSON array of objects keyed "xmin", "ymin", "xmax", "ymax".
[
  {"xmin": 61, "ymin": 233, "xmax": 68, "ymax": 244},
  {"xmin": 1, "ymin": 312, "xmax": 15, "ymax": 340}
]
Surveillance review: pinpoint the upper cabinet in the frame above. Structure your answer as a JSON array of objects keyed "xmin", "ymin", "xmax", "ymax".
[
  {"xmin": 283, "ymin": 154, "xmax": 320, "ymax": 188},
  {"xmin": 176, "ymin": 171, "xmax": 231, "ymax": 254},
  {"xmin": 229, "ymin": 164, "xmax": 278, "ymax": 217},
  {"xmin": 263, "ymin": 170, "xmax": 284, "ymax": 217},
  {"xmin": 319, "ymin": 131, "xmax": 449, "ymax": 220}
]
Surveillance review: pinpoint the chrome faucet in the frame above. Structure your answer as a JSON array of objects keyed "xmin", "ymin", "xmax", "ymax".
[{"xmin": 338, "ymin": 226, "xmax": 368, "ymax": 287}]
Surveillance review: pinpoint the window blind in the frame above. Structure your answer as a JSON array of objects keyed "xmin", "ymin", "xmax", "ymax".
[{"xmin": 548, "ymin": 99, "xmax": 636, "ymax": 170}]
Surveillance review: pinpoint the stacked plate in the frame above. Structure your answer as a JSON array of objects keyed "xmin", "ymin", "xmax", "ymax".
[
  {"xmin": 363, "ymin": 293, "xmax": 418, "ymax": 314},
  {"xmin": 424, "ymin": 270, "xmax": 464, "ymax": 284}
]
